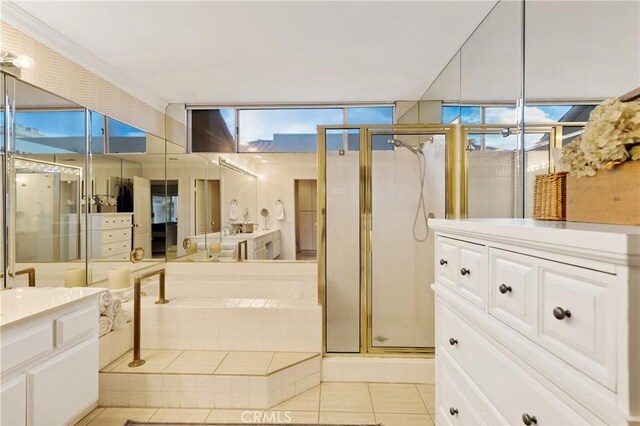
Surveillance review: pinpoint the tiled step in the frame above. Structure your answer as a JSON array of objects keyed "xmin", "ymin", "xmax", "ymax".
[
  {"xmin": 138, "ymin": 297, "xmax": 322, "ymax": 353},
  {"xmin": 98, "ymin": 350, "xmax": 321, "ymax": 410}
]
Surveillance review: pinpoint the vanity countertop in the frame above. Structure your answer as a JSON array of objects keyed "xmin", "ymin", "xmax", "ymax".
[
  {"xmin": 0, "ymin": 287, "xmax": 104, "ymax": 328},
  {"xmin": 430, "ymin": 218, "xmax": 640, "ymax": 261},
  {"xmin": 223, "ymin": 229, "xmax": 280, "ymax": 240}
]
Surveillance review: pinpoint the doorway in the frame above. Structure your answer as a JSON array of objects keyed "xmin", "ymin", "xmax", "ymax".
[
  {"xmin": 151, "ymin": 180, "xmax": 178, "ymax": 259},
  {"xmin": 294, "ymin": 179, "xmax": 317, "ymax": 260}
]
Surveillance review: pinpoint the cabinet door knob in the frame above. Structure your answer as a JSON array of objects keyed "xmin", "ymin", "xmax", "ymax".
[
  {"xmin": 499, "ymin": 284, "xmax": 512, "ymax": 294},
  {"xmin": 449, "ymin": 407, "xmax": 458, "ymax": 416},
  {"xmin": 553, "ymin": 307, "xmax": 571, "ymax": 320},
  {"xmin": 439, "ymin": 259, "xmax": 448, "ymax": 266},
  {"xmin": 460, "ymin": 268, "xmax": 470, "ymax": 276},
  {"xmin": 522, "ymin": 413, "xmax": 537, "ymax": 425},
  {"xmin": 449, "ymin": 338, "xmax": 458, "ymax": 346}
]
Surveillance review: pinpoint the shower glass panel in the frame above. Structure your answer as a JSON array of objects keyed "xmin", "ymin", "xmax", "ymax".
[
  {"xmin": 369, "ymin": 132, "xmax": 445, "ymax": 349},
  {"xmin": 324, "ymin": 129, "xmax": 361, "ymax": 353}
]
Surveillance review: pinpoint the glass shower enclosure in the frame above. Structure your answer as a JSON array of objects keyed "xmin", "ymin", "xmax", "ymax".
[{"xmin": 318, "ymin": 124, "xmax": 462, "ymax": 355}]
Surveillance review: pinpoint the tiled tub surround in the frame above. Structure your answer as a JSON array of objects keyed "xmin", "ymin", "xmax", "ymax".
[
  {"xmin": 98, "ymin": 350, "xmax": 321, "ymax": 409},
  {"xmin": 163, "ymin": 262, "xmax": 318, "ymax": 303},
  {"xmin": 139, "ymin": 297, "xmax": 322, "ymax": 353}
]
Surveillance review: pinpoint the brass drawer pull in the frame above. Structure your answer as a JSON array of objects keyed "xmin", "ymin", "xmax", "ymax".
[
  {"xmin": 499, "ymin": 284, "xmax": 512, "ymax": 294},
  {"xmin": 553, "ymin": 307, "xmax": 571, "ymax": 320}
]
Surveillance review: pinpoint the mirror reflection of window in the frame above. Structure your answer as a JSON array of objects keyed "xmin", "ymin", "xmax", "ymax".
[
  {"xmin": 106, "ymin": 117, "xmax": 146, "ymax": 153},
  {"xmin": 191, "ymin": 109, "xmax": 236, "ymax": 153},
  {"xmin": 15, "ymin": 110, "xmax": 86, "ymax": 154}
]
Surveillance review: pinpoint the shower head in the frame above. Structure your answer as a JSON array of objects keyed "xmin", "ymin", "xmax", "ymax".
[
  {"xmin": 388, "ymin": 138, "xmax": 418, "ymax": 154},
  {"xmin": 388, "ymin": 138, "xmax": 433, "ymax": 155}
]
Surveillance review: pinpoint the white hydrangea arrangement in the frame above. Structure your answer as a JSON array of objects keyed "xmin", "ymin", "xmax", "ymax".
[{"xmin": 561, "ymin": 99, "xmax": 640, "ymax": 178}]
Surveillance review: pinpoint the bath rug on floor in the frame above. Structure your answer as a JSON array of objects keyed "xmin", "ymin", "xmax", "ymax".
[{"xmin": 125, "ymin": 422, "xmax": 381, "ymax": 426}]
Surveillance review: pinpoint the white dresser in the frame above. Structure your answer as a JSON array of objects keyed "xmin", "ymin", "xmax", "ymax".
[
  {"xmin": 431, "ymin": 219, "xmax": 639, "ymax": 426},
  {"xmin": 0, "ymin": 287, "xmax": 103, "ymax": 425},
  {"xmin": 89, "ymin": 213, "xmax": 133, "ymax": 260}
]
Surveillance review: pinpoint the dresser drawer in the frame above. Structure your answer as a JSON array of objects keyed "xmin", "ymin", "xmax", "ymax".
[
  {"xmin": 97, "ymin": 214, "xmax": 132, "ymax": 229},
  {"xmin": 539, "ymin": 264, "xmax": 615, "ymax": 390},
  {"xmin": 436, "ymin": 358, "xmax": 484, "ymax": 426},
  {"xmin": 102, "ymin": 228, "xmax": 131, "ymax": 243},
  {"xmin": 101, "ymin": 240, "xmax": 130, "ymax": 257},
  {"xmin": 489, "ymin": 248, "xmax": 538, "ymax": 337},
  {"xmin": 436, "ymin": 236, "xmax": 486, "ymax": 308},
  {"xmin": 438, "ymin": 300, "xmax": 592, "ymax": 425},
  {"xmin": 436, "ymin": 236, "xmax": 459, "ymax": 289}
]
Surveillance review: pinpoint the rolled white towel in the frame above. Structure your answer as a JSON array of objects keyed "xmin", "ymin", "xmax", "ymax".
[
  {"xmin": 103, "ymin": 298, "xmax": 122, "ymax": 320},
  {"xmin": 98, "ymin": 291, "xmax": 113, "ymax": 314},
  {"xmin": 99, "ymin": 316, "xmax": 113, "ymax": 337},
  {"xmin": 113, "ymin": 310, "xmax": 130, "ymax": 330}
]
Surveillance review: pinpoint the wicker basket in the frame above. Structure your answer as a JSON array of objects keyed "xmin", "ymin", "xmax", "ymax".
[{"xmin": 533, "ymin": 172, "xmax": 567, "ymax": 221}]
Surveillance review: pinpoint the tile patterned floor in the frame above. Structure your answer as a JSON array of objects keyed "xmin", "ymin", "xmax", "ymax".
[{"xmin": 75, "ymin": 382, "xmax": 436, "ymax": 425}]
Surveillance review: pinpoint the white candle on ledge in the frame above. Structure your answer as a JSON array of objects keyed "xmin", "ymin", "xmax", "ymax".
[
  {"xmin": 64, "ymin": 268, "xmax": 85, "ymax": 287},
  {"xmin": 108, "ymin": 268, "xmax": 131, "ymax": 289}
]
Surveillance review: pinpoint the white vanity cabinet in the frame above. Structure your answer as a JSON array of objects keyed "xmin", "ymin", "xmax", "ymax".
[
  {"xmin": 431, "ymin": 219, "xmax": 640, "ymax": 426},
  {"xmin": 0, "ymin": 288, "xmax": 102, "ymax": 426},
  {"xmin": 224, "ymin": 229, "xmax": 281, "ymax": 260}
]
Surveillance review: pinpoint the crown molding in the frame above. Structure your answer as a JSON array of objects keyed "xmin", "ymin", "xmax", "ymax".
[{"xmin": 1, "ymin": 1, "xmax": 168, "ymax": 113}]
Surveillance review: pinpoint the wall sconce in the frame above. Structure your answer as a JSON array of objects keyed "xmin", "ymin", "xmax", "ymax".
[{"xmin": 0, "ymin": 51, "xmax": 35, "ymax": 76}]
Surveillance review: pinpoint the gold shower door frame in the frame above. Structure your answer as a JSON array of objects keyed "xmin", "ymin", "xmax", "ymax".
[{"xmin": 317, "ymin": 124, "xmax": 463, "ymax": 357}]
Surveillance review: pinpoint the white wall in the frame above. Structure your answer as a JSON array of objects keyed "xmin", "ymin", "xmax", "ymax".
[{"xmin": 256, "ymin": 154, "xmax": 317, "ymax": 260}]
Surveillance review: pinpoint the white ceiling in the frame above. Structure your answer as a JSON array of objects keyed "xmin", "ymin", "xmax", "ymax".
[{"xmin": 7, "ymin": 1, "xmax": 496, "ymax": 109}]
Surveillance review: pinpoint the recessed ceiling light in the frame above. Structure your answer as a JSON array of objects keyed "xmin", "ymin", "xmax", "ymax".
[
  {"xmin": 260, "ymin": 160, "xmax": 269, "ymax": 163},
  {"xmin": 254, "ymin": 155, "xmax": 263, "ymax": 159}
]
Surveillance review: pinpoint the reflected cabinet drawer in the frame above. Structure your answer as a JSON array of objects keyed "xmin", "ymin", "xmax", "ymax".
[
  {"xmin": 96, "ymin": 214, "xmax": 132, "ymax": 229},
  {"xmin": 436, "ymin": 236, "xmax": 486, "ymax": 308}
]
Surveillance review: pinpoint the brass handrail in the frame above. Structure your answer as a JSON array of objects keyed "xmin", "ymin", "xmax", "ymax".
[
  {"xmin": 236, "ymin": 240, "xmax": 248, "ymax": 261},
  {"xmin": 0, "ymin": 268, "xmax": 36, "ymax": 287},
  {"xmin": 129, "ymin": 268, "xmax": 169, "ymax": 368}
]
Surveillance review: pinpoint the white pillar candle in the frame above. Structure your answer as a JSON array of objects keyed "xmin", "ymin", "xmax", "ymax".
[
  {"xmin": 108, "ymin": 268, "xmax": 131, "ymax": 289},
  {"xmin": 209, "ymin": 242, "xmax": 221, "ymax": 253},
  {"xmin": 64, "ymin": 268, "xmax": 85, "ymax": 287}
]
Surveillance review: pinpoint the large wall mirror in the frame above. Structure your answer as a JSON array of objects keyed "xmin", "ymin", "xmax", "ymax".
[
  {"xmin": 8, "ymin": 78, "xmax": 87, "ymax": 287},
  {"xmin": 1, "ymin": 74, "xmax": 165, "ymax": 289},
  {"xmin": 168, "ymin": 103, "xmax": 319, "ymax": 263}
]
